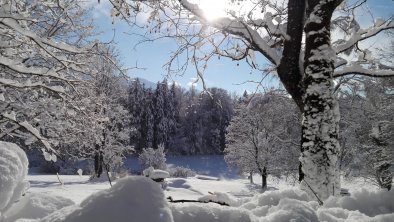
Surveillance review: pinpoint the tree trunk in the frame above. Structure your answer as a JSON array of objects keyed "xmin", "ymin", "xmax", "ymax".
[
  {"xmin": 249, "ymin": 172, "xmax": 254, "ymax": 184},
  {"xmin": 298, "ymin": 162, "xmax": 304, "ymax": 182},
  {"xmin": 94, "ymin": 144, "xmax": 103, "ymax": 178},
  {"xmin": 262, "ymin": 166, "xmax": 267, "ymax": 189},
  {"xmin": 300, "ymin": 0, "xmax": 342, "ymax": 200},
  {"xmin": 376, "ymin": 163, "xmax": 392, "ymax": 191}
]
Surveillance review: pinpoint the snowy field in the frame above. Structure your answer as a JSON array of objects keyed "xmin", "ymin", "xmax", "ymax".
[
  {"xmin": 26, "ymin": 172, "xmax": 379, "ymax": 205},
  {"xmin": 17, "ymin": 156, "xmax": 393, "ymax": 222},
  {"xmin": 2, "ymin": 144, "xmax": 393, "ymax": 222}
]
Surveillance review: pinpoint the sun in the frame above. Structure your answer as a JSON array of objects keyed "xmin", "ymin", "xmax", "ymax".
[{"xmin": 198, "ymin": 0, "xmax": 229, "ymax": 21}]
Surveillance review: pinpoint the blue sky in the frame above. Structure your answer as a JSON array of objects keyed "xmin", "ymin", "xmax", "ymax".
[{"xmin": 88, "ymin": 0, "xmax": 393, "ymax": 95}]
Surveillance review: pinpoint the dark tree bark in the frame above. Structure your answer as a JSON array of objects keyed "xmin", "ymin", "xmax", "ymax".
[
  {"xmin": 277, "ymin": 0, "xmax": 306, "ymax": 112},
  {"xmin": 262, "ymin": 166, "xmax": 267, "ymax": 189},
  {"xmin": 94, "ymin": 145, "xmax": 103, "ymax": 178}
]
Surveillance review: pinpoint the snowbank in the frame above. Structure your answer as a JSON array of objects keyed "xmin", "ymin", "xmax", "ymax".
[
  {"xmin": 242, "ymin": 188, "xmax": 312, "ymax": 210},
  {"xmin": 318, "ymin": 188, "xmax": 394, "ymax": 221},
  {"xmin": 0, "ymin": 141, "xmax": 29, "ymax": 217},
  {"xmin": 3, "ymin": 193, "xmax": 74, "ymax": 222},
  {"xmin": 170, "ymin": 203, "xmax": 256, "ymax": 222},
  {"xmin": 34, "ymin": 176, "xmax": 173, "ymax": 222},
  {"xmin": 238, "ymin": 188, "xmax": 319, "ymax": 221},
  {"xmin": 261, "ymin": 198, "xmax": 318, "ymax": 222}
]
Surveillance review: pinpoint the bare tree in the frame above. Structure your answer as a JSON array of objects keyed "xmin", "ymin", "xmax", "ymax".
[{"xmin": 225, "ymin": 91, "xmax": 300, "ymax": 189}]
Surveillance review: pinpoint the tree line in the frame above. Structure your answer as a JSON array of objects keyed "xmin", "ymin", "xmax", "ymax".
[{"xmin": 126, "ymin": 79, "xmax": 234, "ymax": 155}]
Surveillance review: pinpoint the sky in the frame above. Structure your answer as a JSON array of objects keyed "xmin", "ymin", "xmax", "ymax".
[{"xmin": 87, "ymin": 0, "xmax": 393, "ymax": 95}]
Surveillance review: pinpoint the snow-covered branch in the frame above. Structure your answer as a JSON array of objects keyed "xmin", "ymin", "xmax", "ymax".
[
  {"xmin": 246, "ymin": 12, "xmax": 289, "ymax": 41},
  {"xmin": 1, "ymin": 113, "xmax": 56, "ymax": 154},
  {"xmin": 0, "ymin": 18, "xmax": 84, "ymax": 54},
  {"xmin": 0, "ymin": 56, "xmax": 75, "ymax": 83},
  {"xmin": 334, "ymin": 19, "xmax": 394, "ymax": 54},
  {"xmin": 178, "ymin": 0, "xmax": 281, "ymax": 65},
  {"xmin": 0, "ymin": 78, "xmax": 65, "ymax": 93},
  {"xmin": 334, "ymin": 63, "xmax": 394, "ymax": 78}
]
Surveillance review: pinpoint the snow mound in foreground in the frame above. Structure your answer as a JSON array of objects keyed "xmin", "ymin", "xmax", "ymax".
[
  {"xmin": 35, "ymin": 176, "xmax": 173, "ymax": 222},
  {"xmin": 318, "ymin": 188, "xmax": 394, "ymax": 221},
  {"xmin": 3, "ymin": 193, "xmax": 74, "ymax": 222},
  {"xmin": 261, "ymin": 198, "xmax": 319, "ymax": 222},
  {"xmin": 170, "ymin": 203, "xmax": 256, "ymax": 222},
  {"xmin": 0, "ymin": 141, "xmax": 29, "ymax": 215},
  {"xmin": 240, "ymin": 188, "xmax": 319, "ymax": 221}
]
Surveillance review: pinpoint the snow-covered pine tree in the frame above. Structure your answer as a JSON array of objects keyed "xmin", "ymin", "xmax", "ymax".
[{"xmin": 127, "ymin": 79, "xmax": 146, "ymax": 152}]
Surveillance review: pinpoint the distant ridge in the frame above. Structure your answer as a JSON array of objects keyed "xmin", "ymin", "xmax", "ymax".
[{"xmin": 130, "ymin": 77, "xmax": 157, "ymax": 89}]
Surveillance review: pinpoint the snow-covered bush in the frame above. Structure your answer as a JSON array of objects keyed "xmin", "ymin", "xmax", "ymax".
[
  {"xmin": 34, "ymin": 176, "xmax": 173, "ymax": 222},
  {"xmin": 168, "ymin": 166, "xmax": 196, "ymax": 178},
  {"xmin": 139, "ymin": 146, "xmax": 167, "ymax": 170},
  {"xmin": 0, "ymin": 141, "xmax": 29, "ymax": 217}
]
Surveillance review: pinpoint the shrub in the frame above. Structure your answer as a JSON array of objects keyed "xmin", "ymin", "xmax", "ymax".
[
  {"xmin": 138, "ymin": 146, "xmax": 167, "ymax": 170},
  {"xmin": 168, "ymin": 166, "xmax": 196, "ymax": 178}
]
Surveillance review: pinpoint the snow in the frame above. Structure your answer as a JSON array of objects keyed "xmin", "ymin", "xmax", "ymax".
[
  {"xmin": 3, "ymin": 111, "xmax": 16, "ymax": 121},
  {"xmin": 32, "ymin": 176, "xmax": 173, "ymax": 222},
  {"xmin": 170, "ymin": 203, "xmax": 255, "ymax": 222},
  {"xmin": 198, "ymin": 192, "xmax": 238, "ymax": 206},
  {"xmin": 322, "ymin": 188, "xmax": 394, "ymax": 217},
  {"xmin": 150, "ymin": 169, "xmax": 170, "ymax": 179},
  {"xmin": 2, "ymin": 150, "xmax": 393, "ymax": 222},
  {"xmin": 142, "ymin": 166, "xmax": 170, "ymax": 179},
  {"xmin": 0, "ymin": 142, "xmax": 29, "ymax": 217},
  {"xmin": 2, "ymin": 193, "xmax": 74, "ymax": 222}
]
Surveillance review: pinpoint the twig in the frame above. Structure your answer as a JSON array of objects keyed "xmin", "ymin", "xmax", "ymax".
[
  {"xmin": 167, "ymin": 196, "xmax": 230, "ymax": 206},
  {"xmin": 56, "ymin": 173, "xmax": 64, "ymax": 186},
  {"xmin": 105, "ymin": 164, "xmax": 113, "ymax": 187},
  {"xmin": 303, "ymin": 179, "xmax": 323, "ymax": 205}
]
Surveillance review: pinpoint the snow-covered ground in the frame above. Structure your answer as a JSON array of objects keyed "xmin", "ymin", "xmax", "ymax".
[
  {"xmin": 2, "ymin": 146, "xmax": 393, "ymax": 222},
  {"xmin": 21, "ymin": 173, "xmax": 393, "ymax": 222},
  {"xmin": 25, "ymin": 173, "xmax": 378, "ymax": 205}
]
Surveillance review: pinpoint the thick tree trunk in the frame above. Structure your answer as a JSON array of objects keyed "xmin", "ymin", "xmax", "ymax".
[{"xmin": 301, "ymin": 0, "xmax": 342, "ymax": 200}]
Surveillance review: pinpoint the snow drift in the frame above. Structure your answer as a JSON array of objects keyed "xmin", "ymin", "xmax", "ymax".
[
  {"xmin": 318, "ymin": 188, "xmax": 394, "ymax": 221},
  {"xmin": 3, "ymin": 193, "xmax": 74, "ymax": 222},
  {"xmin": 32, "ymin": 176, "xmax": 173, "ymax": 222},
  {"xmin": 0, "ymin": 141, "xmax": 29, "ymax": 217}
]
